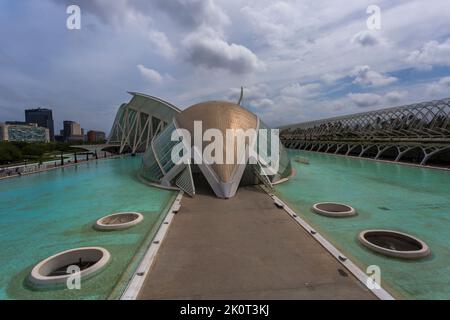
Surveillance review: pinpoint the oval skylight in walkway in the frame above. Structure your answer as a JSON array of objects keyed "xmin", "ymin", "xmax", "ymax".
[
  {"xmin": 312, "ymin": 202, "xmax": 356, "ymax": 217},
  {"xmin": 95, "ymin": 212, "xmax": 144, "ymax": 231},
  {"xmin": 28, "ymin": 247, "xmax": 110, "ymax": 287},
  {"xmin": 358, "ymin": 230, "xmax": 430, "ymax": 259}
]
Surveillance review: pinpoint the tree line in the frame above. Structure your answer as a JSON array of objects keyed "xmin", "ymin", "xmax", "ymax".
[{"xmin": 0, "ymin": 141, "xmax": 82, "ymax": 165}]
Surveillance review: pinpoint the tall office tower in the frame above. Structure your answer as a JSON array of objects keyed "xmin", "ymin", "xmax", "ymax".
[
  {"xmin": 63, "ymin": 120, "xmax": 83, "ymax": 142},
  {"xmin": 63, "ymin": 120, "xmax": 74, "ymax": 138},
  {"xmin": 25, "ymin": 108, "xmax": 55, "ymax": 141},
  {"xmin": 72, "ymin": 122, "xmax": 82, "ymax": 136}
]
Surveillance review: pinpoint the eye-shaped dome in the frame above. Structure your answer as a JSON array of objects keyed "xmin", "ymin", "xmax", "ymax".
[
  {"xmin": 139, "ymin": 99, "xmax": 292, "ymax": 198},
  {"xmin": 175, "ymin": 101, "xmax": 258, "ymax": 183}
]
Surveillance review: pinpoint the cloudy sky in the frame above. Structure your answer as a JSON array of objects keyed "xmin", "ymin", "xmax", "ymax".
[{"xmin": 1, "ymin": 0, "xmax": 450, "ymax": 133}]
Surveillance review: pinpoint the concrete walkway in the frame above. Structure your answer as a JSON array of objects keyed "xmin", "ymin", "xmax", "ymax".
[{"xmin": 139, "ymin": 186, "xmax": 375, "ymax": 299}]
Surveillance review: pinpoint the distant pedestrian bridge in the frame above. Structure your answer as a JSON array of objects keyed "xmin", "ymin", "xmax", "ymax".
[
  {"xmin": 280, "ymin": 98, "xmax": 450, "ymax": 166},
  {"xmin": 70, "ymin": 144, "xmax": 120, "ymax": 154}
]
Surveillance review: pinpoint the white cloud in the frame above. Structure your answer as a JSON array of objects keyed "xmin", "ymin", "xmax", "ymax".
[
  {"xmin": 321, "ymin": 72, "xmax": 344, "ymax": 85},
  {"xmin": 154, "ymin": 0, "xmax": 230, "ymax": 30},
  {"xmin": 348, "ymin": 92, "xmax": 382, "ymax": 107},
  {"xmin": 351, "ymin": 65, "xmax": 397, "ymax": 87},
  {"xmin": 407, "ymin": 39, "xmax": 450, "ymax": 69},
  {"xmin": 250, "ymin": 98, "xmax": 275, "ymax": 110},
  {"xmin": 351, "ymin": 31, "xmax": 380, "ymax": 47},
  {"xmin": 280, "ymin": 83, "xmax": 322, "ymax": 99},
  {"xmin": 137, "ymin": 64, "xmax": 164, "ymax": 84},
  {"xmin": 53, "ymin": 0, "xmax": 152, "ymax": 27},
  {"xmin": 227, "ymin": 84, "xmax": 275, "ymax": 110},
  {"xmin": 241, "ymin": 2, "xmax": 297, "ymax": 48},
  {"xmin": 385, "ymin": 90, "xmax": 407, "ymax": 104},
  {"xmin": 426, "ymin": 76, "xmax": 450, "ymax": 96},
  {"xmin": 147, "ymin": 30, "xmax": 175, "ymax": 59},
  {"xmin": 52, "ymin": 0, "xmax": 176, "ymax": 61},
  {"xmin": 183, "ymin": 28, "xmax": 264, "ymax": 74},
  {"xmin": 348, "ymin": 90, "xmax": 410, "ymax": 108}
]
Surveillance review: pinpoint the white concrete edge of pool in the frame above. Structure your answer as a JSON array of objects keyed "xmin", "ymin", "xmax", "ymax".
[
  {"xmin": 120, "ymin": 191, "xmax": 183, "ymax": 300},
  {"xmin": 0, "ymin": 154, "xmax": 127, "ymax": 181},
  {"xmin": 299, "ymin": 149, "xmax": 450, "ymax": 172},
  {"xmin": 269, "ymin": 192, "xmax": 395, "ymax": 300}
]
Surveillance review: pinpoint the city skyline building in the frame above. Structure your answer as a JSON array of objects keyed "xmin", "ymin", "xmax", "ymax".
[
  {"xmin": 25, "ymin": 108, "xmax": 54, "ymax": 141},
  {"xmin": 63, "ymin": 120, "xmax": 84, "ymax": 142},
  {"xmin": 0, "ymin": 122, "xmax": 50, "ymax": 143},
  {"xmin": 87, "ymin": 130, "xmax": 106, "ymax": 143}
]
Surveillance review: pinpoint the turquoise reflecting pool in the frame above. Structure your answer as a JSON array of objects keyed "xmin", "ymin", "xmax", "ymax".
[
  {"xmin": 276, "ymin": 150, "xmax": 450, "ymax": 299},
  {"xmin": 0, "ymin": 156, "xmax": 175, "ymax": 299}
]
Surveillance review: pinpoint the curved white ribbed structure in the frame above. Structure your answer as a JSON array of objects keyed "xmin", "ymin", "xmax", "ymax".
[
  {"xmin": 139, "ymin": 101, "xmax": 292, "ymax": 198},
  {"xmin": 108, "ymin": 92, "xmax": 181, "ymax": 154}
]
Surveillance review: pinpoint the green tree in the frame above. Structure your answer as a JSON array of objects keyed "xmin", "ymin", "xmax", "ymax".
[
  {"xmin": 0, "ymin": 142, "xmax": 23, "ymax": 164},
  {"xmin": 22, "ymin": 143, "xmax": 46, "ymax": 157}
]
